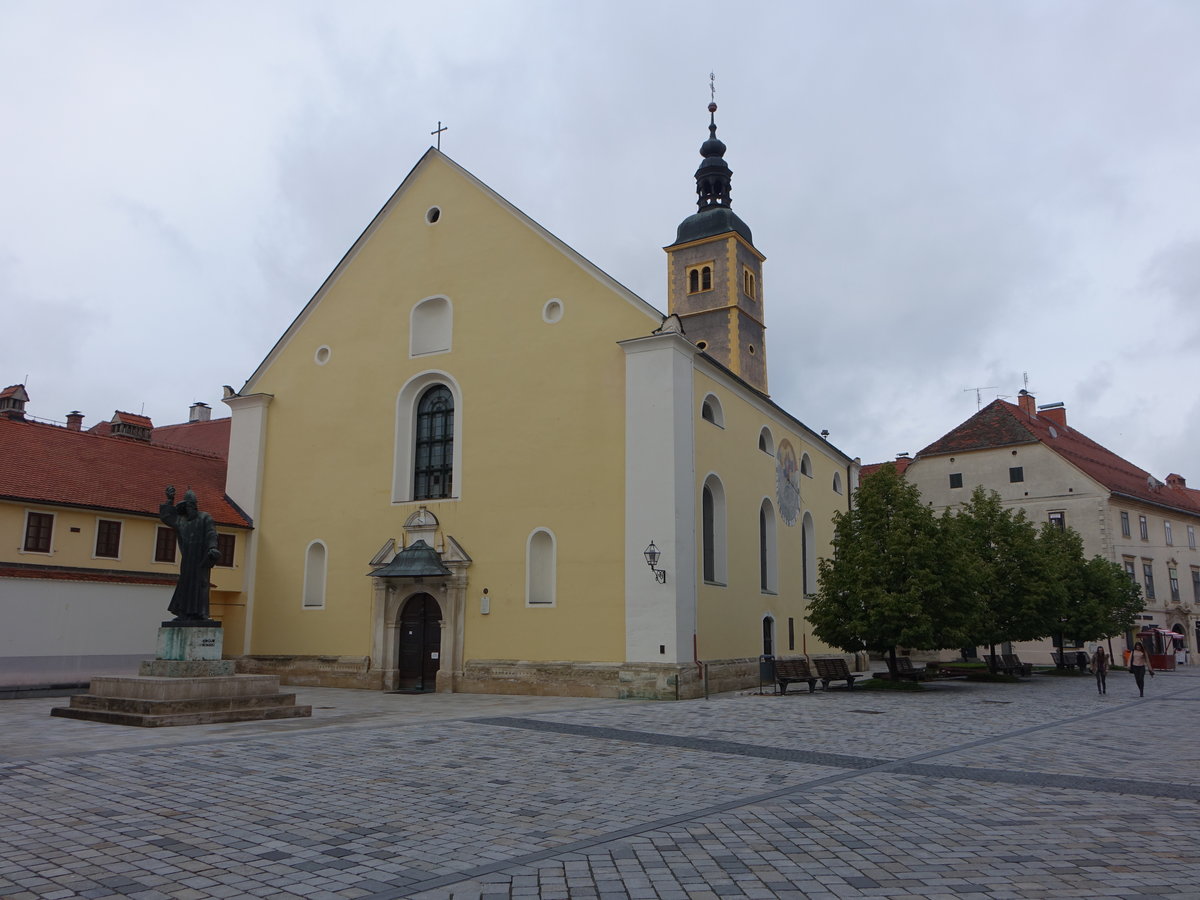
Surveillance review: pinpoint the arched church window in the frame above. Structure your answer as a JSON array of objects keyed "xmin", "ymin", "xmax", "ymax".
[
  {"xmin": 700, "ymin": 393, "xmax": 724, "ymax": 427},
  {"xmin": 701, "ymin": 266, "xmax": 712, "ymax": 291},
  {"xmin": 759, "ymin": 499, "xmax": 777, "ymax": 593},
  {"xmin": 758, "ymin": 427, "xmax": 774, "ymax": 456},
  {"xmin": 800, "ymin": 452, "xmax": 813, "ymax": 478},
  {"xmin": 802, "ymin": 512, "xmax": 816, "ymax": 595},
  {"xmin": 414, "ymin": 385, "xmax": 454, "ymax": 500},
  {"xmin": 689, "ymin": 269, "xmax": 699, "ymax": 293},
  {"xmin": 701, "ymin": 475, "xmax": 727, "ymax": 584}
]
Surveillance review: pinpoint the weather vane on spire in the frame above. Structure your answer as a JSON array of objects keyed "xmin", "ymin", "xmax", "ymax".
[{"xmin": 709, "ymin": 72, "xmax": 716, "ymax": 104}]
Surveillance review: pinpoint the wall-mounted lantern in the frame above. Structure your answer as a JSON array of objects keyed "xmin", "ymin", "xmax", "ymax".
[{"xmin": 643, "ymin": 541, "xmax": 667, "ymax": 584}]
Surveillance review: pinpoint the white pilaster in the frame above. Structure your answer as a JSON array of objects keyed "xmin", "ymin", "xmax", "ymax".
[
  {"xmin": 621, "ymin": 332, "xmax": 698, "ymax": 664},
  {"xmin": 222, "ymin": 391, "xmax": 273, "ymax": 655}
]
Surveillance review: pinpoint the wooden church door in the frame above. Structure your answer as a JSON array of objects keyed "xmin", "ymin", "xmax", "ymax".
[{"xmin": 397, "ymin": 593, "xmax": 442, "ymax": 692}]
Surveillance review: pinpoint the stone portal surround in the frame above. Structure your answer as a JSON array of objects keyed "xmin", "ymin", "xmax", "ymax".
[{"xmin": 5, "ymin": 672, "xmax": 1198, "ymax": 899}]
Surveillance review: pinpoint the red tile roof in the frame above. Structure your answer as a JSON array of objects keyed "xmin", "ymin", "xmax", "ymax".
[
  {"xmin": 151, "ymin": 418, "xmax": 231, "ymax": 459},
  {"xmin": 916, "ymin": 399, "xmax": 1200, "ymax": 517},
  {"xmin": 0, "ymin": 418, "xmax": 250, "ymax": 527},
  {"xmin": 859, "ymin": 457, "xmax": 912, "ymax": 479},
  {"xmin": 1, "ymin": 384, "xmax": 29, "ymax": 401}
]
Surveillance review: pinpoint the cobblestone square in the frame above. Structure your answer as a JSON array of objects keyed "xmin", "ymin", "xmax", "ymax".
[{"xmin": 2, "ymin": 671, "xmax": 1198, "ymax": 899}]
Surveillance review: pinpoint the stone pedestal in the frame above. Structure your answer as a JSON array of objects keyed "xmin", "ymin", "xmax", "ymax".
[
  {"xmin": 50, "ymin": 618, "xmax": 312, "ymax": 727},
  {"xmin": 157, "ymin": 623, "xmax": 222, "ymax": 661},
  {"xmin": 51, "ymin": 675, "xmax": 312, "ymax": 727}
]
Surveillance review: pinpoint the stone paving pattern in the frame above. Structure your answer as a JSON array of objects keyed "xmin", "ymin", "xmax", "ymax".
[{"xmin": 1, "ymin": 669, "xmax": 1197, "ymax": 899}]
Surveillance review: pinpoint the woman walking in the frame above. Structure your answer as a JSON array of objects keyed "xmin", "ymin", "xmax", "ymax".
[
  {"xmin": 1129, "ymin": 641, "xmax": 1155, "ymax": 697},
  {"xmin": 1092, "ymin": 646, "xmax": 1109, "ymax": 695}
]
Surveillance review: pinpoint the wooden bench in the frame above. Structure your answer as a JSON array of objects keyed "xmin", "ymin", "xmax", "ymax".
[
  {"xmin": 1002, "ymin": 653, "xmax": 1033, "ymax": 677},
  {"xmin": 874, "ymin": 656, "xmax": 922, "ymax": 681},
  {"xmin": 814, "ymin": 657, "xmax": 857, "ymax": 690},
  {"xmin": 775, "ymin": 658, "xmax": 818, "ymax": 694},
  {"xmin": 1051, "ymin": 651, "xmax": 1088, "ymax": 672}
]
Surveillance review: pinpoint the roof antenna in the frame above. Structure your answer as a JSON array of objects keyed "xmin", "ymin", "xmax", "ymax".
[{"xmin": 964, "ymin": 386, "xmax": 997, "ymax": 411}]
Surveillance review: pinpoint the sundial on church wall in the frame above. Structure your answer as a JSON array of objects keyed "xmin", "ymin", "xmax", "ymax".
[{"xmin": 776, "ymin": 439, "xmax": 800, "ymax": 527}]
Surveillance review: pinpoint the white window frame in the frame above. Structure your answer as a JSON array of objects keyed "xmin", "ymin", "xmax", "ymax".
[{"xmin": 393, "ymin": 371, "xmax": 464, "ymax": 503}]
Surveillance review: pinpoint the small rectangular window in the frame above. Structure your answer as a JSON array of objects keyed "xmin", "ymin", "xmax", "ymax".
[
  {"xmin": 1169, "ymin": 567, "xmax": 1180, "ymax": 602},
  {"xmin": 216, "ymin": 533, "xmax": 236, "ymax": 568},
  {"xmin": 1139, "ymin": 515, "xmax": 1148, "ymax": 541},
  {"xmin": 155, "ymin": 526, "xmax": 177, "ymax": 563},
  {"xmin": 1193, "ymin": 569, "xmax": 1200, "ymax": 604},
  {"xmin": 1048, "ymin": 511, "xmax": 1065, "ymax": 531},
  {"xmin": 1143, "ymin": 562, "xmax": 1156, "ymax": 599},
  {"xmin": 1124, "ymin": 559, "xmax": 1137, "ymax": 583},
  {"xmin": 1120, "ymin": 511, "xmax": 1131, "ymax": 538},
  {"xmin": 1009, "ymin": 466, "xmax": 1024, "ymax": 483},
  {"xmin": 788, "ymin": 617, "xmax": 795, "ymax": 651},
  {"xmin": 24, "ymin": 511, "xmax": 54, "ymax": 553},
  {"xmin": 1164, "ymin": 522, "xmax": 1173, "ymax": 546},
  {"xmin": 95, "ymin": 519, "xmax": 122, "ymax": 558},
  {"xmin": 1189, "ymin": 526, "xmax": 1196, "ymax": 550},
  {"xmin": 949, "ymin": 473, "xmax": 963, "ymax": 489}
]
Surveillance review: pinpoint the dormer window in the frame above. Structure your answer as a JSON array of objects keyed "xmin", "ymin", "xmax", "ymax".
[
  {"xmin": 0, "ymin": 384, "xmax": 29, "ymax": 420},
  {"xmin": 687, "ymin": 264, "xmax": 714, "ymax": 294},
  {"xmin": 109, "ymin": 411, "xmax": 153, "ymax": 441}
]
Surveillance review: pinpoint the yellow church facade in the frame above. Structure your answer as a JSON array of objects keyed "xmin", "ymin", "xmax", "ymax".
[{"xmin": 225, "ymin": 111, "xmax": 858, "ymax": 699}]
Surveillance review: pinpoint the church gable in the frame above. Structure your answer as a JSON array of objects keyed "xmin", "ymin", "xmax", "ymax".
[{"xmin": 241, "ymin": 150, "xmax": 661, "ymax": 396}]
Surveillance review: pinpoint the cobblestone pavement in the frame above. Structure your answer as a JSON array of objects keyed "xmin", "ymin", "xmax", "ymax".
[{"xmin": 2, "ymin": 669, "xmax": 1198, "ymax": 899}]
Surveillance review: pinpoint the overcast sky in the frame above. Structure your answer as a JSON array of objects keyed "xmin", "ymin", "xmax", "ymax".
[{"xmin": 3, "ymin": 1, "xmax": 1198, "ymax": 479}]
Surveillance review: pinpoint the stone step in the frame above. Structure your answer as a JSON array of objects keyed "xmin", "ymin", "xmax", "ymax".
[
  {"xmin": 64, "ymin": 691, "xmax": 304, "ymax": 717},
  {"xmin": 50, "ymin": 702, "xmax": 313, "ymax": 728}
]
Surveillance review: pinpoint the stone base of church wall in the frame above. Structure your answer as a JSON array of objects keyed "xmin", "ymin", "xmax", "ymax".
[
  {"xmin": 459, "ymin": 657, "xmax": 763, "ymax": 700},
  {"xmin": 235, "ymin": 655, "xmax": 766, "ymax": 700},
  {"xmin": 236, "ymin": 655, "xmax": 380, "ymax": 690}
]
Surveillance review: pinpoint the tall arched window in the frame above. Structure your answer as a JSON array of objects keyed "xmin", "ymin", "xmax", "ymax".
[
  {"xmin": 701, "ymin": 266, "xmax": 712, "ymax": 291},
  {"xmin": 762, "ymin": 616, "xmax": 775, "ymax": 656},
  {"xmin": 689, "ymin": 269, "xmax": 700, "ymax": 293},
  {"xmin": 414, "ymin": 385, "xmax": 454, "ymax": 500},
  {"xmin": 701, "ymin": 475, "xmax": 727, "ymax": 584},
  {"xmin": 303, "ymin": 540, "xmax": 327, "ymax": 609},
  {"xmin": 759, "ymin": 499, "xmax": 778, "ymax": 593},
  {"xmin": 526, "ymin": 528, "xmax": 556, "ymax": 606},
  {"xmin": 802, "ymin": 511, "xmax": 816, "ymax": 595},
  {"xmin": 800, "ymin": 453, "xmax": 813, "ymax": 478}
]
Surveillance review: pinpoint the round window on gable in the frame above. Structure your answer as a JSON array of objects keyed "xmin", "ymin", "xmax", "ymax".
[
  {"xmin": 696, "ymin": 340, "xmax": 708, "ymax": 351},
  {"xmin": 543, "ymin": 298, "xmax": 564, "ymax": 324},
  {"xmin": 748, "ymin": 344, "xmax": 756, "ymax": 355},
  {"xmin": 425, "ymin": 206, "xmax": 441, "ymax": 225},
  {"xmin": 315, "ymin": 345, "xmax": 331, "ymax": 365}
]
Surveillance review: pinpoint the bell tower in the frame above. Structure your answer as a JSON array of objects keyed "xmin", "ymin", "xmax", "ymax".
[{"xmin": 665, "ymin": 101, "xmax": 768, "ymax": 394}]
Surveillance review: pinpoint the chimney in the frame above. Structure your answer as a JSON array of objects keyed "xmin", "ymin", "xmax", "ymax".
[
  {"xmin": 189, "ymin": 402, "xmax": 212, "ymax": 423},
  {"xmin": 1037, "ymin": 401, "xmax": 1067, "ymax": 428},
  {"xmin": 1166, "ymin": 473, "xmax": 1187, "ymax": 489},
  {"xmin": 1017, "ymin": 389, "xmax": 1036, "ymax": 417},
  {"xmin": 66, "ymin": 411, "xmax": 84, "ymax": 431}
]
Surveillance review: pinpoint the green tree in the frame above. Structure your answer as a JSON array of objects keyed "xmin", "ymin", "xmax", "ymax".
[
  {"xmin": 1036, "ymin": 523, "xmax": 1143, "ymax": 654},
  {"xmin": 952, "ymin": 488, "xmax": 1049, "ymax": 670},
  {"xmin": 808, "ymin": 464, "xmax": 973, "ymax": 674}
]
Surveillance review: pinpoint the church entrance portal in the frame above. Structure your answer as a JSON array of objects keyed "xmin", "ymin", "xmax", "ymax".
[{"xmin": 397, "ymin": 593, "xmax": 442, "ymax": 692}]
